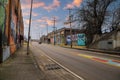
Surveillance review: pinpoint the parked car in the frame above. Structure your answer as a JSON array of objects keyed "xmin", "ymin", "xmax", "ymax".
[{"xmin": 39, "ymin": 42, "xmax": 41, "ymax": 44}]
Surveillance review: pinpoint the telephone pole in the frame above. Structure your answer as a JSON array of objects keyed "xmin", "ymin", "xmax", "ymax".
[
  {"xmin": 52, "ymin": 17, "xmax": 57, "ymax": 45},
  {"xmin": 27, "ymin": 0, "xmax": 33, "ymax": 55},
  {"xmin": 65, "ymin": 8, "xmax": 73, "ymax": 48},
  {"xmin": 46, "ymin": 24, "xmax": 48, "ymax": 36},
  {"xmin": 69, "ymin": 9, "xmax": 73, "ymax": 48},
  {"xmin": 46, "ymin": 23, "xmax": 48, "ymax": 43}
]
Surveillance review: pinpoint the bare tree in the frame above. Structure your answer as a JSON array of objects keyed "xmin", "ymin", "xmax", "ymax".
[
  {"xmin": 76, "ymin": 0, "xmax": 116, "ymax": 47},
  {"xmin": 111, "ymin": 7, "xmax": 120, "ymax": 30}
]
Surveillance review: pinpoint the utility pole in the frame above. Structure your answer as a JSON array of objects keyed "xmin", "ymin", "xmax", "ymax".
[
  {"xmin": 68, "ymin": 8, "xmax": 73, "ymax": 48},
  {"xmin": 52, "ymin": 17, "xmax": 57, "ymax": 45},
  {"xmin": 46, "ymin": 24, "xmax": 48, "ymax": 36},
  {"xmin": 64, "ymin": 9, "xmax": 73, "ymax": 48},
  {"xmin": 46, "ymin": 24, "xmax": 48, "ymax": 43},
  {"xmin": 27, "ymin": 0, "xmax": 33, "ymax": 55}
]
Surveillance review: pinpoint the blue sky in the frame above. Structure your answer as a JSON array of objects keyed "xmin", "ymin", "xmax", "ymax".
[
  {"xmin": 20, "ymin": 0, "xmax": 83, "ymax": 39},
  {"xmin": 20, "ymin": 0, "xmax": 120, "ymax": 39}
]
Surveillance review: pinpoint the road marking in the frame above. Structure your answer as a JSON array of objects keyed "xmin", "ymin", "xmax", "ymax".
[
  {"xmin": 92, "ymin": 57, "xmax": 108, "ymax": 63},
  {"xmin": 78, "ymin": 54, "xmax": 93, "ymax": 59},
  {"xmin": 78, "ymin": 54, "xmax": 120, "ymax": 68},
  {"xmin": 37, "ymin": 48, "xmax": 85, "ymax": 80}
]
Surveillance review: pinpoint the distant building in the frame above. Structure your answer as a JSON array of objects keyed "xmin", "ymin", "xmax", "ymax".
[
  {"xmin": 41, "ymin": 27, "xmax": 85, "ymax": 46},
  {"xmin": 92, "ymin": 27, "xmax": 120, "ymax": 50}
]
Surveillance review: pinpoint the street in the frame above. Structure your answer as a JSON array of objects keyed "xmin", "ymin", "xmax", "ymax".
[{"xmin": 31, "ymin": 42, "xmax": 120, "ymax": 80}]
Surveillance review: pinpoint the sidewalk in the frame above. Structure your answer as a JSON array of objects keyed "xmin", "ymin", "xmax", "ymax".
[
  {"xmin": 0, "ymin": 45, "xmax": 44, "ymax": 80},
  {"xmin": 59, "ymin": 45, "xmax": 120, "ymax": 55}
]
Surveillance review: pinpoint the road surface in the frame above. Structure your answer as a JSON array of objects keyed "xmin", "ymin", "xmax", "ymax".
[{"xmin": 31, "ymin": 42, "xmax": 120, "ymax": 80}]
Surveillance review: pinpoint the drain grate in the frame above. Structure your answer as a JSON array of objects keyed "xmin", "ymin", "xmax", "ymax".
[{"xmin": 44, "ymin": 64, "xmax": 61, "ymax": 70}]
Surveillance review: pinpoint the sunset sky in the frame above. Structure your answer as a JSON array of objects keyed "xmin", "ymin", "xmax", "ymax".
[{"xmin": 20, "ymin": 0, "xmax": 83, "ymax": 39}]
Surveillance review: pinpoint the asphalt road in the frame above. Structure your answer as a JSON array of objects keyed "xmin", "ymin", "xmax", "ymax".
[{"xmin": 31, "ymin": 42, "xmax": 120, "ymax": 80}]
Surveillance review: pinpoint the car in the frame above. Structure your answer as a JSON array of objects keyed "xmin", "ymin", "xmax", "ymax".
[{"xmin": 39, "ymin": 42, "xmax": 41, "ymax": 44}]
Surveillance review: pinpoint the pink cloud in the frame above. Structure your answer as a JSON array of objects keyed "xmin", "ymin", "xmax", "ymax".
[
  {"xmin": 32, "ymin": 12, "xmax": 39, "ymax": 16},
  {"xmin": 43, "ymin": 0, "xmax": 61, "ymax": 11},
  {"xmin": 23, "ymin": 12, "xmax": 30, "ymax": 16},
  {"xmin": 21, "ymin": 2, "xmax": 45, "ymax": 9},
  {"xmin": 64, "ymin": 0, "xmax": 83, "ymax": 9},
  {"xmin": 33, "ymin": 16, "xmax": 59, "ymax": 27},
  {"xmin": 24, "ymin": 19, "xmax": 30, "ymax": 25},
  {"xmin": 21, "ymin": 0, "xmax": 60, "ymax": 11},
  {"xmin": 23, "ymin": 11, "xmax": 39, "ymax": 17}
]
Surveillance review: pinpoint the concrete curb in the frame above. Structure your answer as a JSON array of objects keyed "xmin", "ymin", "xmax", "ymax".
[{"xmin": 60, "ymin": 46, "xmax": 120, "ymax": 56}]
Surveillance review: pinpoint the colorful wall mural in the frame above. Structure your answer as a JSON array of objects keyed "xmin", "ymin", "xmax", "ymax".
[
  {"xmin": 0, "ymin": 0, "xmax": 24, "ymax": 62},
  {"xmin": 66, "ymin": 33, "xmax": 86, "ymax": 46},
  {"xmin": 77, "ymin": 34, "xmax": 86, "ymax": 46},
  {"xmin": 0, "ymin": 0, "xmax": 8, "ymax": 46}
]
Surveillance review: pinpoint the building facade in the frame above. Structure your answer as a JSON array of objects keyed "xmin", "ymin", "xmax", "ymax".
[
  {"xmin": 41, "ymin": 28, "xmax": 86, "ymax": 46},
  {"xmin": 91, "ymin": 27, "xmax": 120, "ymax": 50},
  {"xmin": 0, "ymin": 0, "xmax": 24, "ymax": 63}
]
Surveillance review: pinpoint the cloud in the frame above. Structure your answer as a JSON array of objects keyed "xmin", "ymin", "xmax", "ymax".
[
  {"xmin": 24, "ymin": 16, "xmax": 59, "ymax": 28},
  {"xmin": 39, "ymin": 17, "xmax": 53, "ymax": 26},
  {"xmin": 24, "ymin": 19, "xmax": 30, "ymax": 25},
  {"xmin": 64, "ymin": 0, "xmax": 82, "ymax": 9},
  {"xmin": 43, "ymin": 0, "xmax": 61, "ymax": 11},
  {"xmin": 21, "ymin": 2, "xmax": 45, "ymax": 10},
  {"xmin": 23, "ymin": 12, "xmax": 30, "ymax": 16},
  {"xmin": 32, "ymin": 12, "xmax": 39, "ymax": 16},
  {"xmin": 32, "ymin": 16, "xmax": 58, "ymax": 27},
  {"xmin": 23, "ymin": 11, "xmax": 39, "ymax": 17},
  {"xmin": 21, "ymin": 0, "xmax": 60, "ymax": 11}
]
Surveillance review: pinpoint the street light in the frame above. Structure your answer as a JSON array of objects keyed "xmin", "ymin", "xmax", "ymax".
[{"xmin": 27, "ymin": 0, "xmax": 33, "ymax": 55}]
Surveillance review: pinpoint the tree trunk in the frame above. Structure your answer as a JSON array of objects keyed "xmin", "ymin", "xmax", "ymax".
[{"xmin": 85, "ymin": 29, "xmax": 94, "ymax": 48}]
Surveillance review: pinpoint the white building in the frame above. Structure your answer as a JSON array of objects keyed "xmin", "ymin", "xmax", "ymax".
[{"xmin": 92, "ymin": 27, "xmax": 120, "ymax": 50}]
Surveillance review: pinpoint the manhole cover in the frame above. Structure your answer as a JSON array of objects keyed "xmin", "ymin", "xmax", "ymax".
[{"xmin": 44, "ymin": 64, "xmax": 61, "ymax": 70}]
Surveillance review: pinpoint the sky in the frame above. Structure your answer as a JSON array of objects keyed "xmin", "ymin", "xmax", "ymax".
[{"xmin": 20, "ymin": 0, "xmax": 83, "ymax": 39}]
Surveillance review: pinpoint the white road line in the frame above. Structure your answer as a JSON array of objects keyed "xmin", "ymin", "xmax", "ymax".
[{"xmin": 38, "ymin": 49, "xmax": 85, "ymax": 80}]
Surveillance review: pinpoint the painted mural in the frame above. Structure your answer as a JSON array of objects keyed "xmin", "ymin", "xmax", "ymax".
[
  {"xmin": 77, "ymin": 34, "xmax": 86, "ymax": 46},
  {"xmin": 66, "ymin": 33, "xmax": 86, "ymax": 46},
  {"xmin": 66, "ymin": 35, "xmax": 71, "ymax": 45},
  {"xmin": 0, "ymin": 0, "xmax": 24, "ymax": 54},
  {"xmin": 10, "ymin": 0, "xmax": 20, "ymax": 53},
  {"xmin": 0, "ymin": 0, "xmax": 24, "ymax": 62},
  {"xmin": 0, "ymin": 0, "xmax": 8, "ymax": 46}
]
